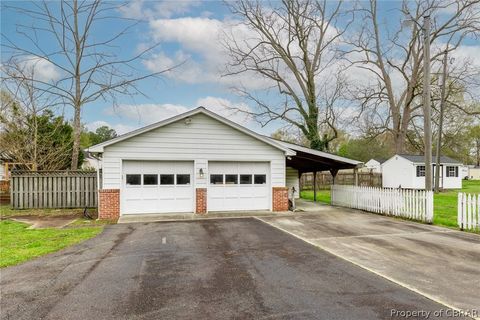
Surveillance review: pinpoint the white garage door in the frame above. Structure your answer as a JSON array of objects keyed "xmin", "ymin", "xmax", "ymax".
[
  {"xmin": 208, "ymin": 162, "xmax": 270, "ymax": 211},
  {"xmin": 122, "ymin": 161, "xmax": 194, "ymax": 214}
]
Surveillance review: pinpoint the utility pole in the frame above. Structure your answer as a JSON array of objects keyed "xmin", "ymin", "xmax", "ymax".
[
  {"xmin": 434, "ymin": 49, "xmax": 448, "ymax": 193},
  {"xmin": 423, "ymin": 15, "xmax": 432, "ymax": 191}
]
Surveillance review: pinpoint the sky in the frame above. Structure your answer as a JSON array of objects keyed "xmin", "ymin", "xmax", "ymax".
[{"xmin": 1, "ymin": 0, "xmax": 479, "ymax": 137}]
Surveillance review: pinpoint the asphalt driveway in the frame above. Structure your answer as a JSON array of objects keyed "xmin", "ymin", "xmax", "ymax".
[
  {"xmin": 1, "ymin": 218, "xmax": 467, "ymax": 320},
  {"xmin": 259, "ymin": 209, "xmax": 480, "ymax": 316}
]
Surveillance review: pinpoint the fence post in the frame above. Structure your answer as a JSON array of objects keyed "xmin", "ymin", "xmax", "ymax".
[
  {"xmin": 425, "ymin": 190, "xmax": 433, "ymax": 224},
  {"xmin": 457, "ymin": 193, "xmax": 463, "ymax": 230}
]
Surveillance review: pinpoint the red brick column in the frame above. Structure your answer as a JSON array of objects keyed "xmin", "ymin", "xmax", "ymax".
[
  {"xmin": 196, "ymin": 188, "xmax": 207, "ymax": 214},
  {"xmin": 98, "ymin": 189, "xmax": 120, "ymax": 220},
  {"xmin": 272, "ymin": 187, "xmax": 289, "ymax": 211}
]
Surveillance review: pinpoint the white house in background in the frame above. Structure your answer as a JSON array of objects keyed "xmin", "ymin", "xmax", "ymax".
[
  {"xmin": 81, "ymin": 151, "xmax": 100, "ymax": 170},
  {"xmin": 88, "ymin": 107, "xmax": 361, "ymax": 219},
  {"xmin": 362, "ymin": 158, "xmax": 386, "ymax": 173},
  {"xmin": 382, "ymin": 154, "xmax": 462, "ymax": 189},
  {"xmin": 468, "ymin": 166, "xmax": 480, "ymax": 180}
]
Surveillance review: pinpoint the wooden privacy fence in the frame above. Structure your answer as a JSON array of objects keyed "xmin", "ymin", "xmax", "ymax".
[
  {"xmin": 301, "ymin": 172, "xmax": 382, "ymax": 190},
  {"xmin": 458, "ymin": 193, "xmax": 479, "ymax": 231},
  {"xmin": 11, "ymin": 171, "xmax": 97, "ymax": 209},
  {"xmin": 331, "ymin": 185, "xmax": 434, "ymax": 223}
]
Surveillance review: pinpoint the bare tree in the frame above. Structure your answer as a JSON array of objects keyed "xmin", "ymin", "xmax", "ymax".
[
  {"xmin": 345, "ymin": 0, "xmax": 480, "ymax": 153},
  {"xmin": 223, "ymin": 0, "xmax": 353, "ymax": 151},
  {"xmin": 1, "ymin": 62, "xmax": 73, "ymax": 170},
  {"xmin": 2, "ymin": 0, "xmax": 177, "ymax": 169}
]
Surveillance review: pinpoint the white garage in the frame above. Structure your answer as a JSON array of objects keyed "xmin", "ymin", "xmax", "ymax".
[
  {"xmin": 88, "ymin": 107, "xmax": 362, "ymax": 218},
  {"xmin": 208, "ymin": 162, "xmax": 270, "ymax": 211},
  {"xmin": 122, "ymin": 161, "xmax": 194, "ymax": 214}
]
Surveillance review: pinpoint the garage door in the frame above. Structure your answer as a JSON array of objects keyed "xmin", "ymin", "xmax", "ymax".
[
  {"xmin": 208, "ymin": 162, "xmax": 270, "ymax": 211},
  {"xmin": 122, "ymin": 161, "xmax": 194, "ymax": 214}
]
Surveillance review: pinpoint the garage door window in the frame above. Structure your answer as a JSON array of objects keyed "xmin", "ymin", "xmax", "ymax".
[
  {"xmin": 160, "ymin": 174, "xmax": 175, "ymax": 185},
  {"xmin": 240, "ymin": 174, "xmax": 252, "ymax": 184},
  {"xmin": 254, "ymin": 174, "xmax": 266, "ymax": 184},
  {"xmin": 210, "ymin": 174, "xmax": 223, "ymax": 184},
  {"xmin": 225, "ymin": 174, "xmax": 238, "ymax": 184},
  {"xmin": 143, "ymin": 174, "xmax": 158, "ymax": 185},
  {"xmin": 126, "ymin": 174, "xmax": 141, "ymax": 185},
  {"xmin": 176, "ymin": 174, "xmax": 191, "ymax": 185}
]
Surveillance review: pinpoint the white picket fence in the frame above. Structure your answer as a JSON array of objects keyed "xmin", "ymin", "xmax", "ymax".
[
  {"xmin": 331, "ymin": 185, "xmax": 434, "ymax": 223},
  {"xmin": 457, "ymin": 193, "xmax": 479, "ymax": 231}
]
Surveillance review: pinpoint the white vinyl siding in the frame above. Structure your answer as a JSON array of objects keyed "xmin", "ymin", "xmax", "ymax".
[
  {"xmin": 382, "ymin": 155, "xmax": 462, "ymax": 189},
  {"xmin": 286, "ymin": 167, "xmax": 300, "ymax": 199},
  {"xmin": 102, "ymin": 113, "xmax": 285, "ymax": 189}
]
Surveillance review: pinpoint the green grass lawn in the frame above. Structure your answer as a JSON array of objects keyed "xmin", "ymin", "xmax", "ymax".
[
  {"xmin": 433, "ymin": 180, "xmax": 480, "ymax": 227},
  {"xmin": 300, "ymin": 180, "xmax": 480, "ymax": 229},
  {"xmin": 300, "ymin": 189, "xmax": 331, "ymax": 204},
  {"xmin": 0, "ymin": 220, "xmax": 102, "ymax": 268}
]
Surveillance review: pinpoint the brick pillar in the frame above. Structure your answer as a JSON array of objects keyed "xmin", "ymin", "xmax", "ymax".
[
  {"xmin": 98, "ymin": 189, "xmax": 120, "ymax": 220},
  {"xmin": 272, "ymin": 187, "xmax": 289, "ymax": 211},
  {"xmin": 196, "ymin": 188, "xmax": 207, "ymax": 214}
]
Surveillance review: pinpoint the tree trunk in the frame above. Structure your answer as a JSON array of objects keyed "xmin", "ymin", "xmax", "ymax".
[
  {"xmin": 394, "ymin": 130, "xmax": 406, "ymax": 154},
  {"xmin": 71, "ymin": 106, "xmax": 81, "ymax": 170},
  {"xmin": 70, "ymin": 0, "xmax": 81, "ymax": 170},
  {"xmin": 476, "ymin": 140, "xmax": 480, "ymax": 166}
]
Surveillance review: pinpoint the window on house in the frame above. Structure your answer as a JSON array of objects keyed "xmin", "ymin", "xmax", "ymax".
[
  {"xmin": 210, "ymin": 174, "xmax": 223, "ymax": 184},
  {"xmin": 143, "ymin": 174, "xmax": 158, "ymax": 185},
  {"xmin": 446, "ymin": 166, "xmax": 458, "ymax": 177},
  {"xmin": 160, "ymin": 174, "xmax": 175, "ymax": 185},
  {"xmin": 176, "ymin": 174, "xmax": 190, "ymax": 185},
  {"xmin": 126, "ymin": 174, "xmax": 141, "ymax": 185},
  {"xmin": 225, "ymin": 174, "xmax": 238, "ymax": 184},
  {"xmin": 254, "ymin": 174, "xmax": 267, "ymax": 184},
  {"xmin": 240, "ymin": 174, "xmax": 252, "ymax": 184},
  {"xmin": 416, "ymin": 166, "xmax": 425, "ymax": 177}
]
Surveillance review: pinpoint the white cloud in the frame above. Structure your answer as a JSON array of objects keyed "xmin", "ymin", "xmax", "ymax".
[
  {"xmin": 118, "ymin": 0, "xmax": 200, "ymax": 20},
  {"xmin": 97, "ymin": 96, "xmax": 254, "ymax": 135},
  {"xmin": 20, "ymin": 56, "xmax": 61, "ymax": 82},
  {"xmin": 86, "ymin": 120, "xmax": 137, "ymax": 135},
  {"xmin": 145, "ymin": 17, "xmax": 271, "ymax": 89},
  {"xmin": 105, "ymin": 103, "xmax": 189, "ymax": 125}
]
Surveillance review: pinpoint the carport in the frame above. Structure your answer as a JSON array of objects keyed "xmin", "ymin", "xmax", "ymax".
[{"xmin": 273, "ymin": 140, "xmax": 363, "ymax": 201}]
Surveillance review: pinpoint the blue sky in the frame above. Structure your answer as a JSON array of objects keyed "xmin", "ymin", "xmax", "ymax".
[{"xmin": 2, "ymin": 0, "xmax": 479, "ymax": 137}]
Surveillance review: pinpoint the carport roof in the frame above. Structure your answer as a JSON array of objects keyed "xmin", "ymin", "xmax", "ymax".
[{"xmin": 269, "ymin": 139, "xmax": 363, "ymax": 173}]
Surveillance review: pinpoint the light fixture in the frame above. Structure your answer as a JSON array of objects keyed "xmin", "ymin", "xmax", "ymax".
[
  {"xmin": 199, "ymin": 168, "xmax": 204, "ymax": 178},
  {"xmin": 185, "ymin": 117, "xmax": 192, "ymax": 125}
]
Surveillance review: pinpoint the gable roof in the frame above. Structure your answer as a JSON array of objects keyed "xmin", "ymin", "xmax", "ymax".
[
  {"xmin": 87, "ymin": 107, "xmax": 295, "ymax": 155},
  {"xmin": 397, "ymin": 154, "xmax": 461, "ymax": 164}
]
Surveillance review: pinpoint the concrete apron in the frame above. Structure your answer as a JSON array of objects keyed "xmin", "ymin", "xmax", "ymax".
[
  {"xmin": 11, "ymin": 216, "xmax": 78, "ymax": 229},
  {"xmin": 117, "ymin": 198, "xmax": 331, "ymax": 224},
  {"xmin": 257, "ymin": 209, "xmax": 480, "ymax": 320},
  {"xmin": 117, "ymin": 210, "xmax": 295, "ymax": 224}
]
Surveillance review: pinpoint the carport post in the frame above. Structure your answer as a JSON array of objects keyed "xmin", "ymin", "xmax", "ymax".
[
  {"xmin": 330, "ymin": 168, "xmax": 339, "ymax": 185},
  {"xmin": 313, "ymin": 171, "xmax": 317, "ymax": 202},
  {"xmin": 354, "ymin": 167, "xmax": 359, "ymax": 186}
]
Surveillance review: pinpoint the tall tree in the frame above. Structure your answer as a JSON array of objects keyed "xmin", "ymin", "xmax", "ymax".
[
  {"xmin": 80, "ymin": 125, "xmax": 117, "ymax": 148},
  {"xmin": 2, "ymin": 0, "xmax": 176, "ymax": 169},
  {"xmin": 1, "ymin": 61, "xmax": 64, "ymax": 170},
  {"xmin": 470, "ymin": 125, "xmax": 480, "ymax": 166},
  {"xmin": 0, "ymin": 91, "xmax": 80, "ymax": 170},
  {"xmin": 345, "ymin": 0, "xmax": 480, "ymax": 153},
  {"xmin": 223, "ymin": 0, "xmax": 353, "ymax": 151}
]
